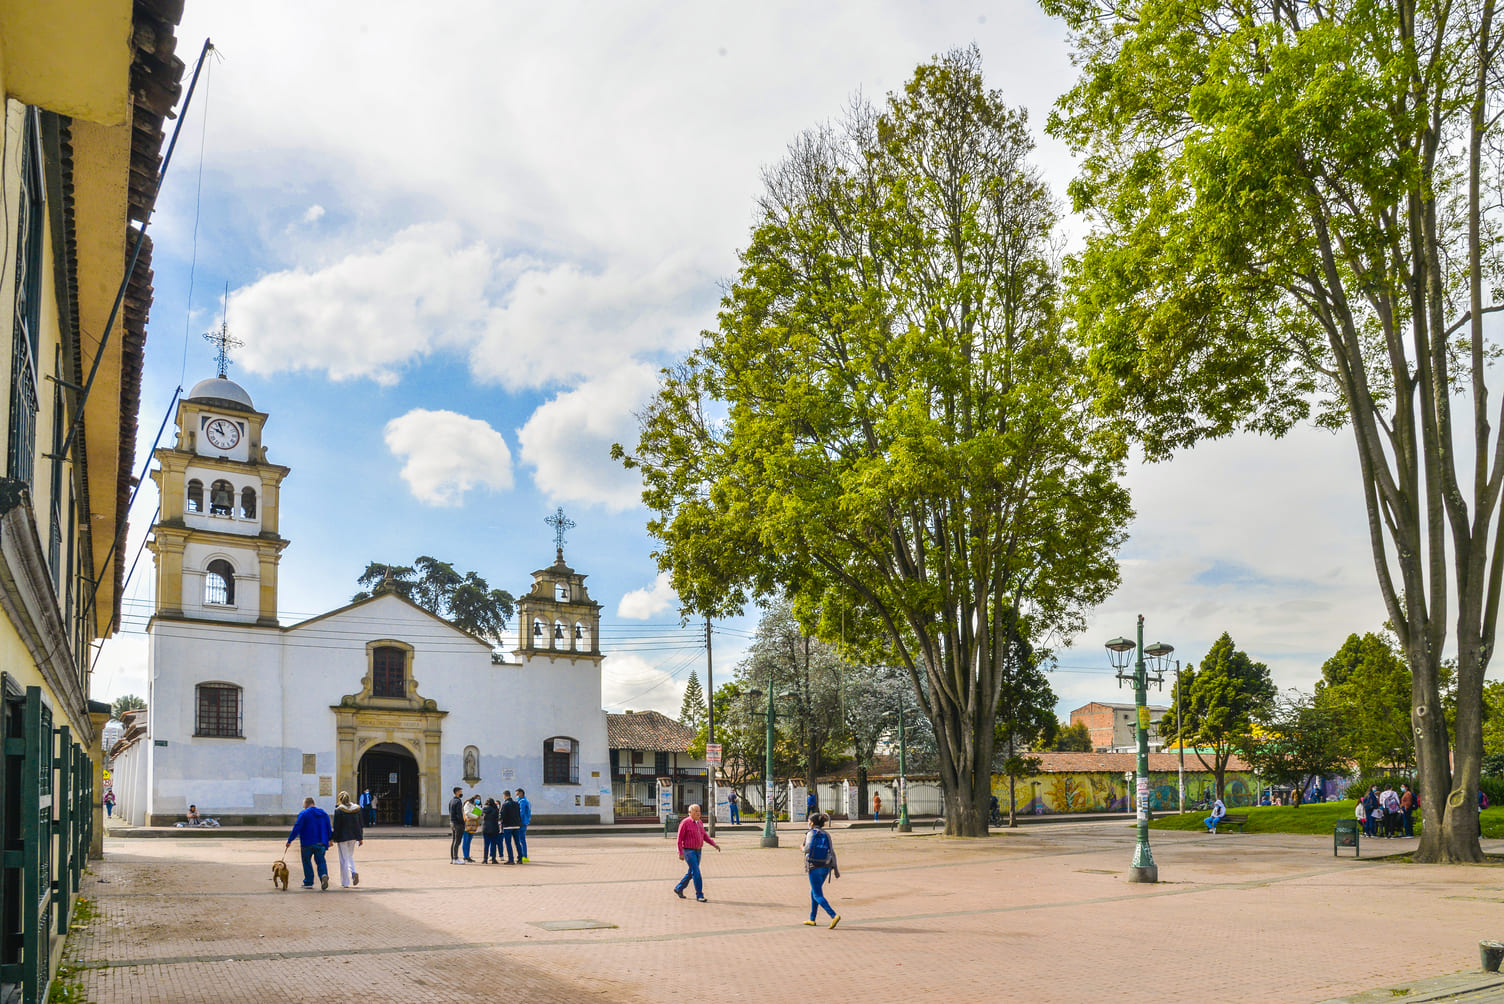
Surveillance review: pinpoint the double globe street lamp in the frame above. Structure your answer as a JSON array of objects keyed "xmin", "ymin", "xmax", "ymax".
[
  {"xmin": 748, "ymin": 687, "xmax": 796, "ymax": 848},
  {"xmin": 1104, "ymin": 615, "xmax": 1174, "ymax": 884}
]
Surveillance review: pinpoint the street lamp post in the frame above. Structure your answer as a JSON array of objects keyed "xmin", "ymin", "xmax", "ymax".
[
  {"xmin": 1105, "ymin": 616, "xmax": 1173, "ymax": 884},
  {"xmin": 749, "ymin": 688, "xmax": 792, "ymax": 848},
  {"xmin": 897, "ymin": 702, "xmax": 911, "ymax": 833}
]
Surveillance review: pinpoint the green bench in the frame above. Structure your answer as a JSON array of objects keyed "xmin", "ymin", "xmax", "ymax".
[{"xmin": 1214, "ymin": 813, "xmax": 1248, "ymax": 832}]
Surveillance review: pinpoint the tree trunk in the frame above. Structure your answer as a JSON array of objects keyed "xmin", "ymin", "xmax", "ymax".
[
  {"xmin": 1008, "ymin": 773, "xmax": 1018, "ymax": 828},
  {"xmin": 1412, "ymin": 638, "xmax": 1484, "ymax": 862},
  {"xmin": 856, "ymin": 764, "xmax": 869, "ymax": 821}
]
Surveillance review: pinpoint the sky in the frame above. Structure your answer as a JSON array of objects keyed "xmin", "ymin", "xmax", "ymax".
[{"xmin": 93, "ymin": 1, "xmax": 1396, "ymax": 722}]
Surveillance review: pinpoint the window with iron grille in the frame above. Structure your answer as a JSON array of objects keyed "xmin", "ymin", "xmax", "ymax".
[
  {"xmin": 204, "ymin": 559, "xmax": 234, "ymax": 606},
  {"xmin": 195, "ymin": 683, "xmax": 242, "ymax": 737},
  {"xmin": 8, "ymin": 109, "xmax": 42, "ymax": 489},
  {"xmin": 543, "ymin": 736, "xmax": 578, "ymax": 785},
  {"xmin": 372, "ymin": 646, "xmax": 406, "ymax": 698}
]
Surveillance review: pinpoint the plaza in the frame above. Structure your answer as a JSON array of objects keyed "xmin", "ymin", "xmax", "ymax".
[{"xmin": 67, "ymin": 819, "xmax": 1504, "ymax": 1003}]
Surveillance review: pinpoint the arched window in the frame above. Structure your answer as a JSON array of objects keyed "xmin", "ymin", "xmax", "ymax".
[
  {"xmin": 240, "ymin": 486, "xmax": 257, "ymax": 518},
  {"xmin": 573, "ymin": 622, "xmax": 591, "ymax": 650},
  {"xmin": 552, "ymin": 620, "xmax": 565, "ymax": 644},
  {"xmin": 195, "ymin": 682, "xmax": 242, "ymax": 737},
  {"xmin": 186, "ymin": 479, "xmax": 203, "ymax": 513},
  {"xmin": 209, "ymin": 479, "xmax": 234, "ymax": 516},
  {"xmin": 532, "ymin": 618, "xmax": 544, "ymax": 641},
  {"xmin": 554, "ymin": 582, "xmax": 570, "ymax": 601},
  {"xmin": 543, "ymin": 736, "xmax": 579, "ymax": 785},
  {"xmin": 204, "ymin": 559, "xmax": 235, "ymax": 606},
  {"xmin": 372, "ymin": 645, "xmax": 407, "ymax": 698}
]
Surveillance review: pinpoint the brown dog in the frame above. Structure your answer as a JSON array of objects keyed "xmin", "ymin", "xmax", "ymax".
[{"xmin": 271, "ymin": 859, "xmax": 289, "ymax": 891}]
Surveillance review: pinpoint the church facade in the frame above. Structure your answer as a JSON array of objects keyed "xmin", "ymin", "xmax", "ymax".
[{"xmin": 110, "ymin": 375, "xmax": 614, "ymax": 826}]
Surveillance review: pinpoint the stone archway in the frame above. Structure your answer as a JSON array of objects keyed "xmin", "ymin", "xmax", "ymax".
[{"xmin": 358, "ymin": 742, "xmax": 419, "ymax": 826}]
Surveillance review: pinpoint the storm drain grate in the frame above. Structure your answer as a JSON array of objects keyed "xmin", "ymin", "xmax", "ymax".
[{"xmin": 529, "ymin": 919, "xmax": 619, "ymax": 931}]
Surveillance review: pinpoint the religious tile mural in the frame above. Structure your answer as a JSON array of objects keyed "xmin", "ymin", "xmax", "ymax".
[{"xmin": 996, "ymin": 769, "xmax": 1259, "ymax": 814}]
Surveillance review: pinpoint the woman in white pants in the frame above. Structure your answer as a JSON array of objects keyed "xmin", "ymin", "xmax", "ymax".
[{"xmin": 332, "ymin": 791, "xmax": 364, "ymax": 887}]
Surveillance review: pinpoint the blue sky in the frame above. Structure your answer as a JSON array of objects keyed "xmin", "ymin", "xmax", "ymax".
[{"xmin": 95, "ymin": 1, "xmax": 1396, "ymax": 719}]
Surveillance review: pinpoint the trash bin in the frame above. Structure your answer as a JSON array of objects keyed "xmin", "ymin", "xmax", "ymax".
[
  {"xmin": 1334, "ymin": 818, "xmax": 1360, "ymax": 858},
  {"xmin": 1481, "ymin": 941, "xmax": 1504, "ymax": 973},
  {"xmin": 663, "ymin": 813, "xmax": 682, "ymax": 839}
]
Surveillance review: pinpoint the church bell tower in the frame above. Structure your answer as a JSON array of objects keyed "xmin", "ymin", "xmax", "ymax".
[
  {"xmin": 515, "ymin": 508, "xmax": 603, "ymax": 663},
  {"xmin": 147, "ymin": 331, "xmax": 289, "ymax": 624}
]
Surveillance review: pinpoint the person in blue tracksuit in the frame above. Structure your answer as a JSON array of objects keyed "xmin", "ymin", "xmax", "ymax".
[
  {"xmin": 515, "ymin": 788, "xmax": 532, "ymax": 862},
  {"xmin": 286, "ymin": 797, "xmax": 332, "ymax": 890}
]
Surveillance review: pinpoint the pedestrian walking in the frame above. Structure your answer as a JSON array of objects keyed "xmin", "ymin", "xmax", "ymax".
[
  {"xmin": 482, "ymin": 798, "xmax": 501, "ymax": 862},
  {"xmin": 672, "ymin": 803, "xmax": 720, "ymax": 902},
  {"xmin": 728, "ymin": 789, "xmax": 740, "ymax": 825},
  {"xmin": 448, "ymin": 786, "xmax": 465, "ymax": 864},
  {"xmin": 462, "ymin": 795, "xmax": 482, "ymax": 861},
  {"xmin": 873, "ymin": 792, "xmax": 882, "ymax": 821},
  {"xmin": 801, "ymin": 812, "xmax": 841, "ymax": 929},
  {"xmin": 500, "ymin": 790, "xmax": 523, "ymax": 863},
  {"xmin": 515, "ymin": 787, "xmax": 532, "ymax": 862},
  {"xmin": 286, "ymin": 796, "xmax": 332, "ymax": 890},
  {"xmin": 806, "ymin": 789, "xmax": 818, "ymax": 818},
  {"xmin": 103, "ymin": 789, "xmax": 115, "ymax": 818},
  {"xmin": 1204, "ymin": 796, "xmax": 1226, "ymax": 834},
  {"xmin": 360, "ymin": 788, "xmax": 374, "ymax": 826},
  {"xmin": 332, "ymin": 790, "xmax": 364, "ymax": 888}
]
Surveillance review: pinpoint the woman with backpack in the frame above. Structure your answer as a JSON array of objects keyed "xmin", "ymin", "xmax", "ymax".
[{"xmin": 801, "ymin": 813, "xmax": 840, "ymax": 929}]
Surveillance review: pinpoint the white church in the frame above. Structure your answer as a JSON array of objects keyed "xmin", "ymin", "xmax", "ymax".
[{"xmin": 110, "ymin": 372, "xmax": 614, "ymax": 826}]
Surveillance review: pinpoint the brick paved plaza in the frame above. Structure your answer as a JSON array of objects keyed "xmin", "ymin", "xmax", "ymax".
[{"xmin": 66, "ymin": 820, "xmax": 1504, "ymax": 1003}]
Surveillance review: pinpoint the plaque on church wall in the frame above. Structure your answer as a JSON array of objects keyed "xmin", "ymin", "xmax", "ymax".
[
  {"xmin": 319, "ymin": 776, "xmax": 332, "ymax": 796},
  {"xmin": 301, "ymin": 754, "xmax": 316, "ymax": 774},
  {"xmin": 583, "ymin": 795, "xmax": 600, "ymax": 806},
  {"xmin": 552, "ymin": 738, "xmax": 572, "ymax": 753}
]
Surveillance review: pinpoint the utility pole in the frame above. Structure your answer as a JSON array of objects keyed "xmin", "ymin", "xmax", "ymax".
[
  {"xmin": 1174, "ymin": 660, "xmax": 1185, "ymax": 813},
  {"xmin": 705, "ymin": 616, "xmax": 715, "ymax": 838}
]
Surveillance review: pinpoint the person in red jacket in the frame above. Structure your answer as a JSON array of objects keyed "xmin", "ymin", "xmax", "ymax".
[{"xmin": 672, "ymin": 804, "xmax": 720, "ymax": 903}]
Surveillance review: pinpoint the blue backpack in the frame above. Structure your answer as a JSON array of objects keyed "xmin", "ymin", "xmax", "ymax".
[{"xmin": 806, "ymin": 828, "xmax": 833, "ymax": 867}]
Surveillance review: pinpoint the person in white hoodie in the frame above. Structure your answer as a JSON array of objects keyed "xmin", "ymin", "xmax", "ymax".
[{"xmin": 331, "ymin": 791, "xmax": 365, "ymax": 888}]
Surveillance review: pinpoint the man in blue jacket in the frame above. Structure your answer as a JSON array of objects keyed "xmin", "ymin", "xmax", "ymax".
[
  {"xmin": 286, "ymin": 796, "xmax": 333, "ymax": 890},
  {"xmin": 515, "ymin": 787, "xmax": 532, "ymax": 863}
]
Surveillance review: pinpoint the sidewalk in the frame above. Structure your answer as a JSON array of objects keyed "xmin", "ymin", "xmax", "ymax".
[{"xmin": 68, "ymin": 822, "xmax": 1504, "ymax": 1003}]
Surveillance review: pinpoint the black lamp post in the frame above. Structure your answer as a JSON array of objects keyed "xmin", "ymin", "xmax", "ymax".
[{"xmin": 1104, "ymin": 616, "xmax": 1173, "ymax": 884}]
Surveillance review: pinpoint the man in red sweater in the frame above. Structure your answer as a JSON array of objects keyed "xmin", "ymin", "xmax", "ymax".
[{"xmin": 673, "ymin": 803, "xmax": 720, "ymax": 902}]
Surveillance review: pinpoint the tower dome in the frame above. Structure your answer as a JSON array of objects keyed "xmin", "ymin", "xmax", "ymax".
[{"xmin": 186, "ymin": 375, "xmax": 254, "ymax": 411}]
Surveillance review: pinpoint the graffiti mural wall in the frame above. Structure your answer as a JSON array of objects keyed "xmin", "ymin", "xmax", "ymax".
[{"xmin": 996, "ymin": 770, "xmax": 1259, "ymax": 815}]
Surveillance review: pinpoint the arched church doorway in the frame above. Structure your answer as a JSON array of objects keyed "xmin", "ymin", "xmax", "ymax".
[{"xmin": 358, "ymin": 742, "xmax": 418, "ymax": 826}]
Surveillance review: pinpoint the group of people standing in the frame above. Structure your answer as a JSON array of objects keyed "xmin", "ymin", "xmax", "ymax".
[
  {"xmin": 1356, "ymin": 783, "xmax": 1416, "ymax": 838},
  {"xmin": 449, "ymin": 786, "xmax": 531, "ymax": 864}
]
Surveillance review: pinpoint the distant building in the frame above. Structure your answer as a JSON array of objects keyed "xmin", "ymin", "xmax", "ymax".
[
  {"xmin": 606, "ymin": 710, "xmax": 708, "ymax": 820},
  {"xmin": 1070, "ymin": 702, "xmax": 1170, "ymax": 752}
]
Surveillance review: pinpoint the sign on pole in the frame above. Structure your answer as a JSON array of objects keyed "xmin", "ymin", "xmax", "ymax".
[{"xmin": 705, "ymin": 743, "xmax": 722, "ymax": 763}]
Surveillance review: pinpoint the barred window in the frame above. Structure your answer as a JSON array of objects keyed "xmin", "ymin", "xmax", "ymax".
[
  {"xmin": 543, "ymin": 736, "xmax": 579, "ymax": 785},
  {"xmin": 372, "ymin": 646, "xmax": 406, "ymax": 698},
  {"xmin": 195, "ymin": 683, "xmax": 242, "ymax": 738},
  {"xmin": 204, "ymin": 559, "xmax": 235, "ymax": 606}
]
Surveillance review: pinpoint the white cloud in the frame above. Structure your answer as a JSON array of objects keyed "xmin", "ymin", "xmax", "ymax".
[
  {"xmin": 618, "ymin": 571, "xmax": 678, "ymax": 620},
  {"xmin": 229, "ymin": 223, "xmax": 494, "ymax": 386},
  {"xmin": 302, "ymin": 204, "xmax": 325, "ymax": 224},
  {"xmin": 384, "ymin": 409, "xmax": 514, "ymax": 506},
  {"xmin": 516, "ymin": 363, "xmax": 661, "ymax": 511},
  {"xmin": 602, "ymin": 652, "xmax": 686, "ymax": 716}
]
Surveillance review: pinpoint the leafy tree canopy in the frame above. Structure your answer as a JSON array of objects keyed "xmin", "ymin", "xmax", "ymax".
[
  {"xmin": 617, "ymin": 46, "xmax": 1131, "ymax": 835},
  {"xmin": 1046, "ymin": 720, "xmax": 1094, "ymax": 753},
  {"xmin": 1315, "ymin": 632, "xmax": 1416, "ymax": 775},
  {"xmin": 1166, "ymin": 633, "xmax": 1275, "ymax": 798},
  {"xmin": 354, "ymin": 556, "xmax": 515, "ymax": 647},
  {"xmin": 110, "ymin": 694, "xmax": 146, "ymax": 721},
  {"xmin": 1042, "ymin": 0, "xmax": 1503, "ymax": 862}
]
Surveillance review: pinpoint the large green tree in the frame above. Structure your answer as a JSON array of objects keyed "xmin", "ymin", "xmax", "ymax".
[
  {"xmin": 354, "ymin": 556, "xmax": 515, "ymax": 646},
  {"xmin": 618, "ymin": 47, "xmax": 1131, "ymax": 835},
  {"xmin": 1166, "ymin": 633, "xmax": 1275, "ymax": 799},
  {"xmin": 1315, "ymin": 633, "xmax": 1416, "ymax": 774},
  {"xmin": 110, "ymin": 694, "xmax": 146, "ymax": 721},
  {"xmin": 679, "ymin": 671, "xmax": 707, "ymax": 734},
  {"xmin": 1044, "ymin": 0, "xmax": 1503, "ymax": 862},
  {"xmin": 1239, "ymin": 690, "xmax": 1348, "ymax": 793},
  {"xmin": 993, "ymin": 611, "xmax": 1059, "ymax": 826}
]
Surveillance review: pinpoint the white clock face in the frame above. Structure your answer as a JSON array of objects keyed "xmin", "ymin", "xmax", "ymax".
[{"xmin": 204, "ymin": 418, "xmax": 241, "ymax": 451}]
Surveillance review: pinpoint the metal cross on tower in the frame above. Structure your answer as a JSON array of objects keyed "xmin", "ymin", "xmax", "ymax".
[
  {"xmin": 545, "ymin": 506, "xmax": 576, "ymax": 560},
  {"xmin": 203, "ymin": 316, "xmax": 243, "ymax": 379}
]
